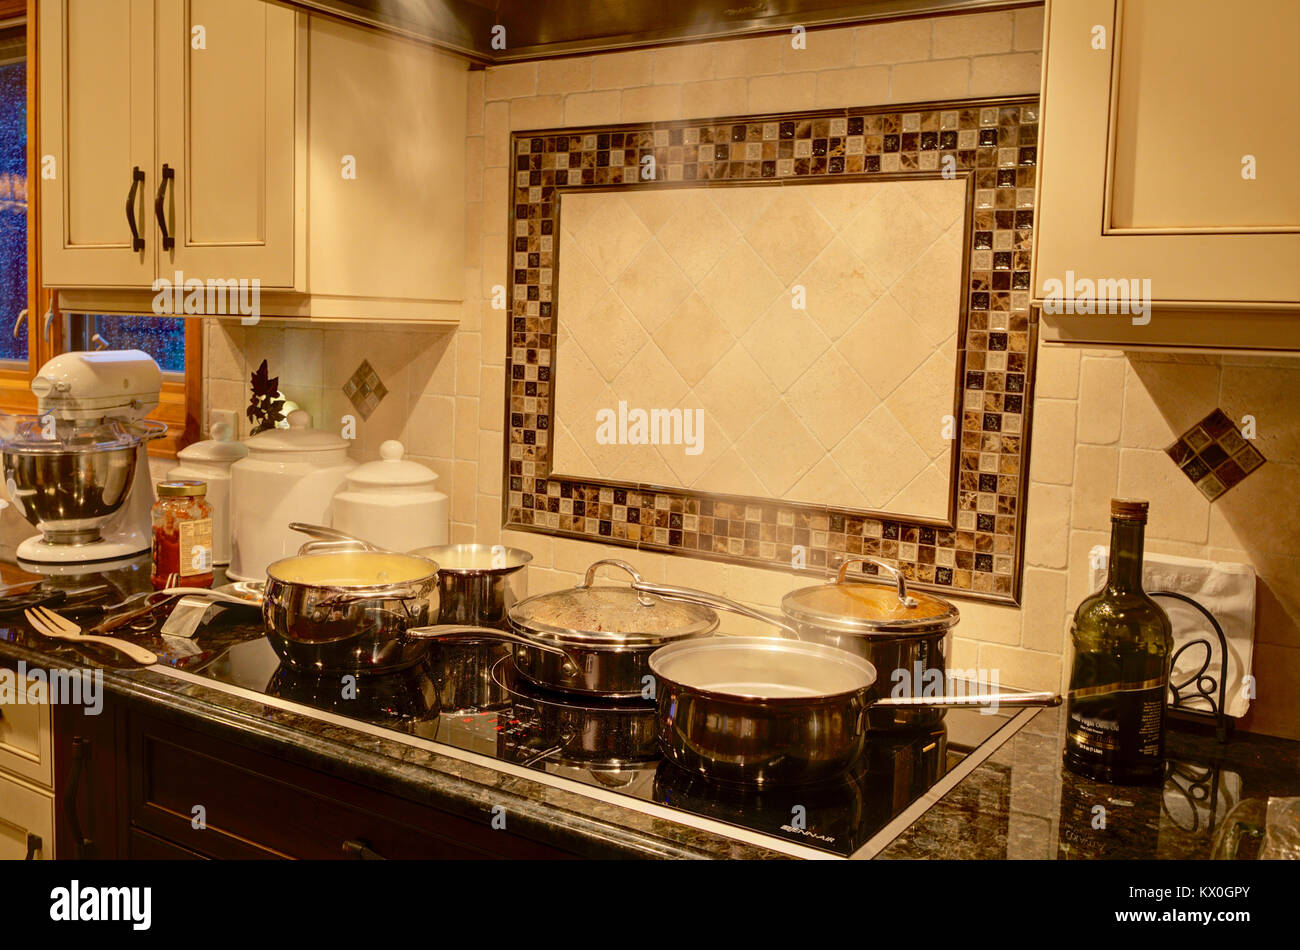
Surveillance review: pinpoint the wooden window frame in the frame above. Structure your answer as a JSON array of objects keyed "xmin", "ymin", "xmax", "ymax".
[{"xmin": 0, "ymin": 0, "xmax": 201, "ymax": 458}]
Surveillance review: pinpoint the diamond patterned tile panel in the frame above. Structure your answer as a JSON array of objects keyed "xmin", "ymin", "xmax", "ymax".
[
  {"xmin": 1166, "ymin": 408, "xmax": 1265, "ymax": 501},
  {"xmin": 343, "ymin": 359, "xmax": 387, "ymax": 421}
]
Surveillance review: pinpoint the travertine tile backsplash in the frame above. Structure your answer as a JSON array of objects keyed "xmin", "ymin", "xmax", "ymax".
[{"xmin": 203, "ymin": 6, "xmax": 1300, "ymax": 739}]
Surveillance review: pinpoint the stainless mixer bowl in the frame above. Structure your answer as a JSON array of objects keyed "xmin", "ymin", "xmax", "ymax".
[{"xmin": 3, "ymin": 445, "xmax": 139, "ymax": 544}]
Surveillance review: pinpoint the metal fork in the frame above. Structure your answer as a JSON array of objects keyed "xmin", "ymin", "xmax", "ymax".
[{"xmin": 24, "ymin": 606, "xmax": 158, "ymax": 665}]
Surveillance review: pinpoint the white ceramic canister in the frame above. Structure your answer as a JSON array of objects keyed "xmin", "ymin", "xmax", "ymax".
[
  {"xmin": 166, "ymin": 422, "xmax": 248, "ymax": 566},
  {"xmin": 227, "ymin": 409, "xmax": 357, "ymax": 581},
  {"xmin": 331, "ymin": 440, "xmax": 448, "ymax": 552}
]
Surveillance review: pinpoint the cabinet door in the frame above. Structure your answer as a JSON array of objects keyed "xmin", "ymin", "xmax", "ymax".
[
  {"xmin": 0, "ymin": 664, "xmax": 52, "ymax": 788},
  {"xmin": 1034, "ymin": 0, "xmax": 1300, "ymax": 347},
  {"xmin": 155, "ymin": 0, "xmax": 300, "ymax": 289},
  {"xmin": 39, "ymin": 0, "xmax": 156, "ymax": 288},
  {"xmin": 0, "ymin": 771, "xmax": 54, "ymax": 860}
]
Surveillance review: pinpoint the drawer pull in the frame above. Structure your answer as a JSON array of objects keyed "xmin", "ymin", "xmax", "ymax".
[
  {"xmin": 0, "ymin": 815, "xmax": 42, "ymax": 860},
  {"xmin": 62, "ymin": 736, "xmax": 93, "ymax": 859},
  {"xmin": 126, "ymin": 167, "xmax": 145, "ymax": 252},
  {"xmin": 342, "ymin": 838, "xmax": 386, "ymax": 860},
  {"xmin": 155, "ymin": 164, "xmax": 175, "ymax": 251}
]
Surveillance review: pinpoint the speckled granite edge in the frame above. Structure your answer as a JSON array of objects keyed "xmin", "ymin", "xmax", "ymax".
[{"xmin": 0, "ymin": 637, "xmax": 791, "ymax": 860}]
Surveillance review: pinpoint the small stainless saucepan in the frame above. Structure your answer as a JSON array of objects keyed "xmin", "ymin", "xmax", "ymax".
[{"xmin": 648, "ymin": 635, "xmax": 1059, "ymax": 786}]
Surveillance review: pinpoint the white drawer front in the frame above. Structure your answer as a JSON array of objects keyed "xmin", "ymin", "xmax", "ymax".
[
  {"xmin": 0, "ymin": 771, "xmax": 55, "ymax": 860},
  {"xmin": 0, "ymin": 669, "xmax": 53, "ymax": 788}
]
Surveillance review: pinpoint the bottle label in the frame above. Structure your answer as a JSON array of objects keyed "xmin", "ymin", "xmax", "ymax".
[
  {"xmin": 178, "ymin": 518, "xmax": 213, "ymax": 576},
  {"xmin": 1066, "ymin": 677, "xmax": 1165, "ymax": 761}
]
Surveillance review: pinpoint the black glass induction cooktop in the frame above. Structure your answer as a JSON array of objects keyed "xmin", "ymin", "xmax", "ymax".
[{"xmin": 188, "ymin": 636, "xmax": 1035, "ymax": 858}]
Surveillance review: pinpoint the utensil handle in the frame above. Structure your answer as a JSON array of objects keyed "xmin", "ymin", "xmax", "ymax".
[
  {"xmin": 836, "ymin": 556, "xmax": 919, "ymax": 608},
  {"xmin": 874, "ymin": 690, "xmax": 1061, "ymax": 709},
  {"xmin": 289, "ymin": 523, "xmax": 383, "ymax": 552},
  {"xmin": 75, "ymin": 634, "xmax": 158, "ymax": 665},
  {"xmin": 404, "ymin": 624, "xmax": 579, "ymax": 667}
]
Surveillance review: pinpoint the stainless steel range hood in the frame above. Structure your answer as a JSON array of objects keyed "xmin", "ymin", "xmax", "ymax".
[{"xmin": 296, "ymin": 0, "xmax": 1030, "ymax": 63}]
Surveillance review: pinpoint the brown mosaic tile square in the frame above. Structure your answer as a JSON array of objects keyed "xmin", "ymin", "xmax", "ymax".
[{"xmin": 1166, "ymin": 408, "xmax": 1266, "ymax": 501}]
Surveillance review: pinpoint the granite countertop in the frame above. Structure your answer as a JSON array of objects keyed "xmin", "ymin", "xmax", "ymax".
[{"xmin": 3, "ymin": 558, "xmax": 1297, "ymax": 860}]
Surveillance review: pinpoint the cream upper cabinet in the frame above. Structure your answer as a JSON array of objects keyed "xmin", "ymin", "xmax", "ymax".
[
  {"xmin": 42, "ymin": 0, "xmax": 467, "ymax": 323},
  {"xmin": 155, "ymin": 0, "xmax": 300, "ymax": 288},
  {"xmin": 1033, "ymin": 0, "xmax": 1300, "ymax": 351},
  {"xmin": 39, "ymin": 0, "xmax": 155, "ymax": 287}
]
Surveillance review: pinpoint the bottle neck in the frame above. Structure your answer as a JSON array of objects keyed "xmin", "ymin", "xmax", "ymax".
[{"xmin": 1107, "ymin": 518, "xmax": 1146, "ymax": 592}]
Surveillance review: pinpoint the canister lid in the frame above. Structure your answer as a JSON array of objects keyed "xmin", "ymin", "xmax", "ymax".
[
  {"xmin": 157, "ymin": 479, "xmax": 207, "ymax": 497},
  {"xmin": 176, "ymin": 421, "xmax": 249, "ymax": 464},
  {"xmin": 244, "ymin": 409, "xmax": 347, "ymax": 455},
  {"xmin": 344, "ymin": 440, "xmax": 438, "ymax": 489}
]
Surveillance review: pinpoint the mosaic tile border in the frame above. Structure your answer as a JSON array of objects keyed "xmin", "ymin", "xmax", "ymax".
[
  {"xmin": 1166, "ymin": 408, "xmax": 1266, "ymax": 501},
  {"xmin": 502, "ymin": 96, "xmax": 1041, "ymax": 605}
]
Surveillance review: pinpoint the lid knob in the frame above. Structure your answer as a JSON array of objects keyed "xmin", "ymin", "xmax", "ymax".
[
  {"xmin": 210, "ymin": 421, "xmax": 233, "ymax": 442},
  {"xmin": 379, "ymin": 439, "xmax": 404, "ymax": 461},
  {"xmin": 286, "ymin": 409, "xmax": 311, "ymax": 430}
]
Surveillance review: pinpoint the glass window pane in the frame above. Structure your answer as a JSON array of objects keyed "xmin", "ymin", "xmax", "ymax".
[
  {"xmin": 0, "ymin": 58, "xmax": 27, "ymax": 364},
  {"xmin": 88, "ymin": 315, "xmax": 187, "ymax": 374}
]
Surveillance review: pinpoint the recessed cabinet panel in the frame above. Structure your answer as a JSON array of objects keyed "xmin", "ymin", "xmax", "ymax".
[
  {"xmin": 40, "ymin": 0, "xmax": 155, "ymax": 287},
  {"xmin": 1108, "ymin": 0, "xmax": 1300, "ymax": 231},
  {"xmin": 156, "ymin": 0, "xmax": 299, "ymax": 287}
]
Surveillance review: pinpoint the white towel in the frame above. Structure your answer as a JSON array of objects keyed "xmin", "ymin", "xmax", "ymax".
[{"xmin": 1089, "ymin": 548, "xmax": 1256, "ymax": 718}]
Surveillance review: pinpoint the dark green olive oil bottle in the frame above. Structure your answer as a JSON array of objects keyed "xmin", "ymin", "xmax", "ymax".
[{"xmin": 1063, "ymin": 499, "xmax": 1173, "ymax": 785}]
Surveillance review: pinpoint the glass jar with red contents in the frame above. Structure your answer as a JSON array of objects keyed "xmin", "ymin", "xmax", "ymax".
[{"xmin": 152, "ymin": 480, "xmax": 215, "ymax": 589}]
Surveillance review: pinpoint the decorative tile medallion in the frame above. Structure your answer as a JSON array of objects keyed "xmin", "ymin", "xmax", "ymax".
[
  {"xmin": 343, "ymin": 359, "xmax": 387, "ymax": 421},
  {"xmin": 1166, "ymin": 408, "xmax": 1265, "ymax": 501},
  {"xmin": 503, "ymin": 97, "xmax": 1041, "ymax": 604}
]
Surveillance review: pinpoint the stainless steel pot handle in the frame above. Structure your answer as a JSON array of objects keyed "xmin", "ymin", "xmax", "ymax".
[
  {"xmin": 874, "ymin": 689, "xmax": 1061, "ymax": 709},
  {"xmin": 404, "ymin": 624, "xmax": 583, "ymax": 670},
  {"xmin": 835, "ymin": 556, "xmax": 919, "ymax": 608},
  {"xmin": 290, "ymin": 523, "xmax": 384, "ymax": 554}
]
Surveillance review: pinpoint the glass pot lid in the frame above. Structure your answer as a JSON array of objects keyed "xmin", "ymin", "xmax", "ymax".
[
  {"xmin": 781, "ymin": 557, "xmax": 960, "ymax": 636},
  {"xmin": 509, "ymin": 585, "xmax": 719, "ymax": 646}
]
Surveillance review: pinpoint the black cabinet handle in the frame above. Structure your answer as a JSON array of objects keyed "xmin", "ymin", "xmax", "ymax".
[
  {"xmin": 125, "ymin": 167, "xmax": 145, "ymax": 252},
  {"xmin": 155, "ymin": 164, "xmax": 175, "ymax": 251},
  {"xmin": 24, "ymin": 833, "xmax": 42, "ymax": 861},
  {"xmin": 62, "ymin": 736, "xmax": 92, "ymax": 859},
  {"xmin": 342, "ymin": 838, "xmax": 386, "ymax": 860}
]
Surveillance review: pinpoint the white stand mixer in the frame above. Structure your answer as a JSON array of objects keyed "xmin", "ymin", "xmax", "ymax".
[{"xmin": 2, "ymin": 350, "xmax": 165, "ymax": 565}]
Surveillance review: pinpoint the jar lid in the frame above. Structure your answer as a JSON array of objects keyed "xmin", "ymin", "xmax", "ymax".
[
  {"xmin": 177, "ymin": 421, "xmax": 249, "ymax": 464},
  {"xmin": 245, "ymin": 409, "xmax": 348, "ymax": 455},
  {"xmin": 158, "ymin": 479, "xmax": 207, "ymax": 497},
  {"xmin": 344, "ymin": 440, "xmax": 438, "ymax": 489}
]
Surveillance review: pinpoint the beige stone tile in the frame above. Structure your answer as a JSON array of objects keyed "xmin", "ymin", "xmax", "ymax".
[
  {"xmin": 537, "ymin": 58, "xmax": 591, "ymax": 95},
  {"xmin": 608, "ymin": 342, "xmax": 690, "ymax": 418},
  {"xmin": 855, "ymin": 20, "xmax": 931, "ymax": 65},
  {"xmin": 747, "ymin": 73, "xmax": 817, "ymax": 113},
  {"xmin": 652, "ymin": 293, "xmax": 735, "ymax": 388},
  {"xmin": 484, "ymin": 62, "xmax": 536, "ymax": 100},
  {"xmin": 401, "ymin": 392, "xmax": 453, "ymax": 460},
  {"xmin": 1034, "ymin": 342, "xmax": 1081, "ymax": 398},
  {"xmin": 590, "ymin": 50, "xmax": 652, "ymax": 89},
  {"xmin": 613, "ymin": 242, "xmax": 693, "ymax": 334},
  {"xmin": 797, "ymin": 236, "xmax": 884, "ymax": 341},
  {"xmin": 1252, "ymin": 554, "xmax": 1300, "ymax": 648},
  {"xmin": 833, "ymin": 405, "xmax": 930, "ymax": 510},
  {"xmin": 508, "ymin": 95, "xmax": 563, "ymax": 131},
  {"xmin": 455, "ymin": 332, "xmax": 481, "ymax": 396},
  {"xmin": 479, "ymin": 365, "xmax": 505, "ymax": 432},
  {"xmin": 978, "ymin": 643, "xmax": 1062, "ymax": 691},
  {"xmin": 465, "ymin": 70, "xmax": 484, "ymax": 136},
  {"xmin": 652, "ymin": 44, "xmax": 716, "ymax": 84},
  {"xmin": 1013, "ymin": 6, "xmax": 1046, "ymax": 51},
  {"xmin": 1209, "ymin": 460, "xmax": 1300, "ymax": 559},
  {"xmin": 781, "ymin": 26, "xmax": 855, "ymax": 72},
  {"xmin": 740, "ymin": 301, "xmax": 831, "ymax": 392},
  {"xmin": 1025, "ymin": 481, "xmax": 1071, "ymax": 569},
  {"xmin": 790, "ymin": 456, "xmax": 859, "ymax": 510},
  {"xmin": 931, "ymin": 11, "xmax": 1014, "ymax": 57},
  {"xmin": 694, "ymin": 242, "xmax": 786, "ymax": 340},
  {"xmin": 836, "ymin": 294, "xmax": 933, "ymax": 400},
  {"xmin": 950, "ymin": 636, "xmax": 979, "ymax": 670},
  {"xmin": 723, "ymin": 560, "xmax": 800, "ymax": 608},
  {"xmin": 715, "ymin": 34, "xmax": 784, "ymax": 78},
  {"xmin": 680, "ymin": 78, "xmax": 747, "ymax": 118},
  {"xmin": 694, "ymin": 345, "xmax": 780, "ymax": 444},
  {"xmin": 1120, "ymin": 358, "xmax": 1221, "ymax": 449},
  {"xmin": 1020, "ymin": 568, "xmax": 1069, "ymax": 652},
  {"xmin": 1116, "ymin": 447, "xmax": 1210, "ymax": 544},
  {"xmin": 1239, "ymin": 642, "xmax": 1300, "ymax": 740},
  {"xmin": 887, "ymin": 462, "xmax": 950, "ymax": 520},
  {"xmin": 474, "ymin": 495, "xmax": 502, "ymax": 545},
  {"xmin": 889, "ymin": 58, "xmax": 970, "ymax": 103},
  {"xmin": 562, "ymin": 290, "xmax": 643, "ymax": 382},
  {"xmin": 281, "ymin": 328, "xmax": 324, "ymax": 389},
  {"xmin": 841, "ymin": 184, "xmax": 941, "ymax": 287},
  {"xmin": 452, "ymin": 460, "xmax": 478, "ymax": 523},
  {"xmin": 782, "ymin": 345, "xmax": 878, "ymax": 450},
  {"xmin": 707, "ymin": 184, "xmax": 777, "ymax": 233},
  {"xmin": 1075, "ymin": 356, "xmax": 1124, "ymax": 444},
  {"xmin": 695, "ymin": 445, "xmax": 766, "ymax": 498},
  {"xmin": 1220, "ymin": 363, "xmax": 1300, "ymax": 463},
  {"xmin": 207, "ymin": 378, "xmax": 245, "ymax": 431},
  {"xmin": 481, "ymin": 167, "xmax": 509, "ymax": 225},
  {"xmin": 482, "ymin": 101, "xmax": 509, "ymax": 166},
  {"xmin": 482, "ymin": 307, "xmax": 507, "ymax": 370},
  {"xmin": 206, "ymin": 320, "xmax": 244, "ymax": 382},
  {"xmin": 476, "ymin": 430, "xmax": 502, "ymax": 493},
  {"xmin": 954, "ymin": 598, "xmax": 1021, "ymax": 645},
  {"xmin": 656, "ymin": 191, "xmax": 741, "ymax": 283},
  {"xmin": 887, "ymin": 221, "xmax": 964, "ymax": 344},
  {"xmin": 903, "ymin": 177, "xmax": 967, "ymax": 230},
  {"xmin": 621, "ymin": 84, "xmax": 683, "ymax": 123},
  {"xmin": 885, "ymin": 347, "xmax": 959, "ymax": 461},
  {"xmin": 503, "ymin": 529, "xmax": 553, "ymax": 568},
  {"xmin": 734, "ymin": 402, "xmax": 822, "ymax": 496},
  {"xmin": 563, "ymin": 90, "xmax": 621, "ymax": 126},
  {"xmin": 969, "ymin": 52, "xmax": 1042, "ymax": 96},
  {"xmin": 1070, "ymin": 444, "xmax": 1119, "ymax": 531}
]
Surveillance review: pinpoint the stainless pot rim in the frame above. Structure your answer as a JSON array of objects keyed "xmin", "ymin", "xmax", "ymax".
[
  {"xmin": 410, "ymin": 543, "xmax": 532, "ymax": 575},
  {"xmin": 265, "ymin": 550, "xmax": 440, "ymax": 591},
  {"xmin": 648, "ymin": 636, "xmax": 877, "ymax": 705},
  {"xmin": 508, "ymin": 584, "xmax": 719, "ymax": 647}
]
